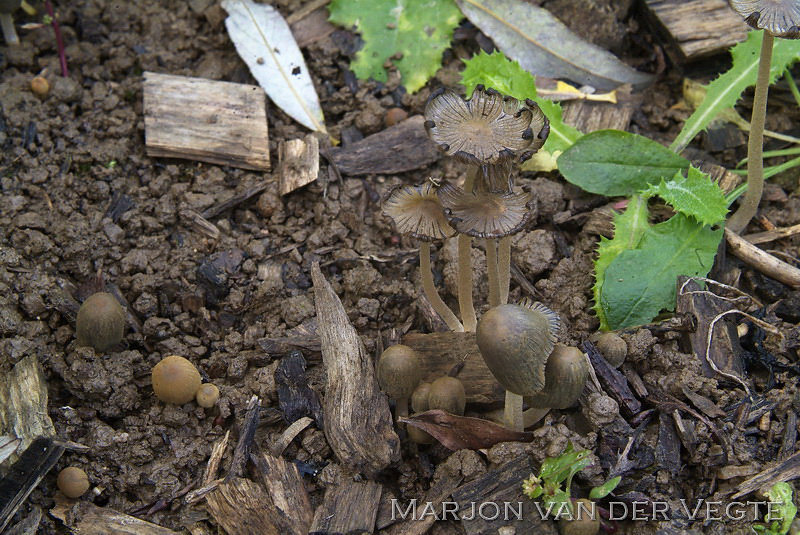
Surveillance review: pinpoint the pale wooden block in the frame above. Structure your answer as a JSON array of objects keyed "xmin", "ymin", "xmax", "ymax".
[
  {"xmin": 143, "ymin": 72, "xmax": 270, "ymax": 171},
  {"xmin": 279, "ymin": 134, "xmax": 319, "ymax": 195}
]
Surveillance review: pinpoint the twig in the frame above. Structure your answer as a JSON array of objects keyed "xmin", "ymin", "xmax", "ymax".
[
  {"xmin": 725, "ymin": 228, "xmax": 800, "ymax": 287},
  {"xmin": 744, "ymin": 223, "xmax": 800, "ymax": 245}
]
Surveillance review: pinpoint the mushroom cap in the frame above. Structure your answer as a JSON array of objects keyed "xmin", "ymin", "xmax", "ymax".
[
  {"xmin": 382, "ymin": 182, "xmax": 456, "ymax": 241},
  {"xmin": 57, "ymin": 467, "xmax": 90, "ymax": 498},
  {"xmin": 524, "ymin": 344, "xmax": 588, "ymax": 409},
  {"xmin": 728, "ymin": 0, "xmax": 800, "ymax": 38},
  {"xmin": 196, "ymin": 383, "xmax": 220, "ymax": 408},
  {"xmin": 476, "ymin": 301, "xmax": 560, "ymax": 395},
  {"xmin": 424, "ymin": 86, "xmax": 549, "ymax": 165},
  {"xmin": 595, "ymin": 332, "xmax": 627, "ymax": 368},
  {"xmin": 75, "ymin": 292, "xmax": 126, "ymax": 353},
  {"xmin": 151, "ymin": 355, "xmax": 202, "ymax": 405},
  {"xmin": 376, "ymin": 344, "xmax": 422, "ymax": 400},
  {"xmin": 427, "ymin": 376, "xmax": 466, "ymax": 415},
  {"xmin": 437, "ymin": 182, "xmax": 534, "ymax": 238},
  {"xmin": 411, "ymin": 382, "xmax": 432, "ymax": 413}
]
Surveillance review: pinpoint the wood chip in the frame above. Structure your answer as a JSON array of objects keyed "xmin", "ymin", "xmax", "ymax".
[
  {"xmin": 656, "ymin": 411, "xmax": 682, "ymax": 474},
  {"xmin": 276, "ymin": 351, "xmax": 324, "ymax": 428},
  {"xmin": 309, "ymin": 480, "xmax": 382, "ymax": 535},
  {"xmin": 733, "ymin": 450, "xmax": 800, "ymax": 499},
  {"xmin": 251, "ymin": 452, "xmax": 314, "ymax": 535},
  {"xmin": 779, "ymin": 411, "xmax": 797, "ymax": 461},
  {"xmin": 312, "ymin": 262, "xmax": 400, "ymax": 477},
  {"xmin": 681, "ymin": 385, "xmax": 726, "ymax": 419},
  {"xmin": 270, "ymin": 416, "xmax": 314, "ymax": 456},
  {"xmin": 280, "ymin": 134, "xmax": 320, "ymax": 195},
  {"xmin": 51, "ymin": 498, "xmax": 179, "ymax": 535},
  {"xmin": 289, "ymin": 4, "xmax": 336, "ymax": 49},
  {"xmin": 143, "ymin": 72, "xmax": 270, "ymax": 171},
  {"xmin": 206, "ymin": 478, "xmax": 281, "ymax": 535},
  {"xmin": 582, "ymin": 341, "xmax": 641, "ymax": 418},
  {"xmin": 562, "ymin": 84, "xmax": 640, "ymax": 133}
]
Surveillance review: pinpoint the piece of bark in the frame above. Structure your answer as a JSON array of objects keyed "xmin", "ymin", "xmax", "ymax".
[
  {"xmin": 641, "ymin": 0, "xmax": 749, "ymax": 62},
  {"xmin": 671, "ymin": 409, "xmax": 698, "ymax": 461},
  {"xmin": 201, "ymin": 182, "xmax": 271, "ymax": 220},
  {"xmin": 681, "ymin": 385, "xmax": 726, "ymax": 419},
  {"xmin": 227, "ymin": 396, "xmax": 260, "ymax": 482},
  {"xmin": 451, "ymin": 456, "xmax": 558, "ymax": 535},
  {"xmin": 745, "ymin": 223, "xmax": 800, "ymax": 245},
  {"xmin": 51, "ymin": 498, "xmax": 180, "ymax": 535},
  {"xmin": 287, "ymin": 0, "xmax": 335, "ymax": 47},
  {"xmin": 309, "ymin": 480, "xmax": 382, "ymax": 535},
  {"xmin": 311, "ymin": 262, "xmax": 400, "ymax": 477},
  {"xmin": 280, "ymin": 134, "xmax": 320, "ymax": 195},
  {"xmin": 276, "ymin": 350, "xmax": 324, "ymax": 428},
  {"xmin": 205, "ymin": 478, "xmax": 281, "ymax": 535},
  {"xmin": 403, "ymin": 332, "xmax": 505, "ymax": 405},
  {"xmin": 562, "ymin": 84, "xmax": 639, "ymax": 133},
  {"xmin": 181, "ymin": 209, "xmax": 221, "ymax": 243},
  {"xmin": 0, "ymin": 436, "xmax": 20, "ymax": 465},
  {"xmin": 327, "ymin": 116, "xmax": 440, "ymax": 175},
  {"xmin": 0, "ymin": 355, "xmax": 56, "ymax": 464},
  {"xmin": 1, "ymin": 438, "xmax": 64, "ymax": 533},
  {"xmin": 779, "ymin": 411, "xmax": 797, "ymax": 461},
  {"xmin": 251, "ymin": 452, "xmax": 314, "ymax": 535},
  {"xmin": 733, "ymin": 449, "xmax": 800, "ymax": 499},
  {"xmin": 582, "ymin": 341, "xmax": 641, "ymax": 418},
  {"xmin": 258, "ymin": 335, "xmax": 322, "ymax": 356},
  {"xmin": 4, "ymin": 505, "xmax": 41, "ymax": 535},
  {"xmin": 143, "ymin": 72, "xmax": 270, "ymax": 171}
]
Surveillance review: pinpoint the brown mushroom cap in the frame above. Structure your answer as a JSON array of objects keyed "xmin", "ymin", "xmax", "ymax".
[
  {"xmin": 427, "ymin": 376, "xmax": 466, "ymax": 415},
  {"xmin": 424, "ymin": 86, "xmax": 549, "ymax": 165},
  {"xmin": 75, "ymin": 292, "xmax": 126, "ymax": 352},
  {"xmin": 437, "ymin": 182, "xmax": 534, "ymax": 238},
  {"xmin": 524, "ymin": 344, "xmax": 588, "ymax": 409},
  {"xmin": 729, "ymin": 0, "xmax": 800, "ymax": 38},
  {"xmin": 57, "ymin": 466, "xmax": 90, "ymax": 498},
  {"xmin": 476, "ymin": 301, "xmax": 560, "ymax": 396},
  {"xmin": 595, "ymin": 332, "xmax": 627, "ymax": 368},
  {"xmin": 152, "ymin": 355, "xmax": 202, "ymax": 405},
  {"xmin": 196, "ymin": 383, "xmax": 220, "ymax": 408},
  {"xmin": 411, "ymin": 382, "xmax": 432, "ymax": 413},
  {"xmin": 382, "ymin": 182, "xmax": 456, "ymax": 241},
  {"xmin": 376, "ymin": 345, "xmax": 422, "ymax": 400}
]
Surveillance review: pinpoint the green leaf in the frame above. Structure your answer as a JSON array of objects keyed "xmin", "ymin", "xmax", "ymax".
[
  {"xmin": 328, "ymin": 0, "xmax": 461, "ymax": 93},
  {"xmin": 671, "ymin": 31, "xmax": 800, "ymax": 153},
  {"xmin": 558, "ymin": 130, "xmax": 689, "ymax": 196},
  {"xmin": 589, "ymin": 476, "xmax": 621, "ymax": 500},
  {"xmin": 600, "ymin": 214, "xmax": 723, "ymax": 330},
  {"xmin": 643, "ymin": 166, "xmax": 728, "ymax": 225},
  {"xmin": 593, "ymin": 197, "xmax": 650, "ymax": 330},
  {"xmin": 763, "ymin": 482, "xmax": 797, "ymax": 535},
  {"xmin": 460, "ymin": 50, "xmax": 582, "ymax": 153}
]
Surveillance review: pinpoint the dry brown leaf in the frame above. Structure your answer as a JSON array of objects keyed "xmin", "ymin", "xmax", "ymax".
[{"xmin": 400, "ymin": 409, "xmax": 533, "ymax": 450}]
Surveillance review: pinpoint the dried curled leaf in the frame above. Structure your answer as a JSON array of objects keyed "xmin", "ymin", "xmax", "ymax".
[{"xmin": 400, "ymin": 409, "xmax": 534, "ymax": 450}]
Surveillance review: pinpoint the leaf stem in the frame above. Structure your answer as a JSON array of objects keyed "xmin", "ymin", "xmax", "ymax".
[
  {"xmin": 727, "ymin": 31, "xmax": 773, "ymax": 234},
  {"xmin": 420, "ymin": 241, "xmax": 463, "ymax": 332}
]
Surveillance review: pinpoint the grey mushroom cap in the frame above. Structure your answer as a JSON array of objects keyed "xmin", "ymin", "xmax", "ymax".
[
  {"xmin": 382, "ymin": 182, "xmax": 456, "ymax": 241},
  {"xmin": 729, "ymin": 0, "xmax": 800, "ymax": 38},
  {"xmin": 436, "ymin": 182, "xmax": 534, "ymax": 239}
]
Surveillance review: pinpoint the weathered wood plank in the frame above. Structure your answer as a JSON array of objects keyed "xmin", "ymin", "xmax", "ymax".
[
  {"xmin": 143, "ymin": 72, "xmax": 270, "ymax": 171},
  {"xmin": 642, "ymin": 0, "xmax": 749, "ymax": 62},
  {"xmin": 309, "ymin": 480, "xmax": 382, "ymax": 535}
]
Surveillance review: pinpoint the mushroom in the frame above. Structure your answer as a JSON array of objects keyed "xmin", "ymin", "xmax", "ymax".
[
  {"xmin": 476, "ymin": 299, "xmax": 560, "ymax": 431},
  {"xmin": 383, "ymin": 182, "xmax": 463, "ymax": 332},
  {"xmin": 57, "ymin": 467, "xmax": 90, "ymax": 498},
  {"xmin": 424, "ymin": 86, "xmax": 549, "ymax": 315},
  {"xmin": 594, "ymin": 332, "xmax": 627, "ymax": 368},
  {"xmin": 376, "ymin": 344, "xmax": 421, "ymax": 418},
  {"xmin": 0, "ymin": 0, "xmax": 20, "ymax": 46},
  {"xmin": 726, "ymin": 0, "xmax": 800, "ymax": 233},
  {"xmin": 427, "ymin": 376, "xmax": 466, "ymax": 415},
  {"xmin": 75, "ymin": 292, "xmax": 126, "ymax": 353},
  {"xmin": 411, "ymin": 382, "xmax": 432, "ymax": 413},
  {"xmin": 151, "ymin": 355, "xmax": 202, "ymax": 405},
  {"xmin": 524, "ymin": 344, "xmax": 589, "ymax": 410},
  {"xmin": 196, "ymin": 383, "xmax": 220, "ymax": 408}
]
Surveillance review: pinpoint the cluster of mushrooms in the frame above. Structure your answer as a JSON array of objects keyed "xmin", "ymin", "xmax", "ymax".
[{"xmin": 381, "ymin": 86, "xmax": 592, "ymax": 432}]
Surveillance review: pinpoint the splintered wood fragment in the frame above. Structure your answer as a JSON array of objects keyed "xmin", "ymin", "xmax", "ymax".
[
  {"xmin": 143, "ymin": 72, "xmax": 270, "ymax": 171},
  {"xmin": 280, "ymin": 134, "xmax": 319, "ymax": 195},
  {"xmin": 733, "ymin": 450, "xmax": 800, "ymax": 499},
  {"xmin": 451, "ymin": 456, "xmax": 558, "ymax": 535},
  {"xmin": 562, "ymin": 84, "xmax": 639, "ymax": 133},
  {"xmin": 311, "ymin": 262, "xmax": 400, "ymax": 477},
  {"xmin": 201, "ymin": 182, "xmax": 271, "ymax": 220},
  {"xmin": 181, "ymin": 209, "xmax": 220, "ymax": 243},
  {"xmin": 203, "ymin": 431, "xmax": 230, "ymax": 486},
  {"xmin": 671, "ymin": 409, "xmax": 698, "ymax": 461},
  {"xmin": 251, "ymin": 452, "xmax": 314, "ymax": 535},
  {"xmin": 0, "ymin": 438, "xmax": 64, "ymax": 533},
  {"xmin": 327, "ymin": 116, "xmax": 440, "ymax": 175},
  {"xmin": 270, "ymin": 417, "xmax": 314, "ymax": 456},
  {"xmin": 0, "ymin": 355, "xmax": 56, "ymax": 464},
  {"xmin": 276, "ymin": 350, "xmax": 324, "ymax": 428},
  {"xmin": 403, "ymin": 332, "xmax": 505, "ymax": 405},
  {"xmin": 4, "ymin": 505, "xmax": 41, "ymax": 535},
  {"xmin": 206, "ymin": 478, "xmax": 281, "ymax": 535},
  {"xmin": 641, "ymin": 0, "xmax": 749, "ymax": 62},
  {"xmin": 51, "ymin": 498, "xmax": 180, "ymax": 535},
  {"xmin": 309, "ymin": 480, "xmax": 382, "ymax": 535},
  {"xmin": 582, "ymin": 341, "xmax": 641, "ymax": 418},
  {"xmin": 779, "ymin": 411, "xmax": 797, "ymax": 461},
  {"xmin": 227, "ymin": 396, "xmax": 260, "ymax": 482},
  {"xmin": 681, "ymin": 385, "xmax": 726, "ymax": 419}
]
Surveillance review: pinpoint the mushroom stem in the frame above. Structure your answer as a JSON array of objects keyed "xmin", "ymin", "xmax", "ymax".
[
  {"xmin": 420, "ymin": 241, "xmax": 463, "ymax": 332},
  {"xmin": 487, "ymin": 406, "xmax": 549, "ymax": 428},
  {"xmin": 727, "ymin": 30, "xmax": 773, "ymax": 234},
  {"xmin": 458, "ymin": 166, "xmax": 478, "ymax": 331},
  {"xmin": 0, "ymin": 12, "xmax": 18, "ymax": 45},
  {"xmin": 486, "ymin": 238, "xmax": 500, "ymax": 308},
  {"xmin": 395, "ymin": 397, "xmax": 409, "ymax": 420},
  {"xmin": 498, "ymin": 236, "xmax": 511, "ymax": 304},
  {"xmin": 505, "ymin": 390, "xmax": 524, "ymax": 431}
]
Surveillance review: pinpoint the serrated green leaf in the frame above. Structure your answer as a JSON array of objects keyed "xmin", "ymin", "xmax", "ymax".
[
  {"xmin": 671, "ymin": 31, "xmax": 800, "ymax": 153},
  {"xmin": 593, "ymin": 197, "xmax": 650, "ymax": 331},
  {"xmin": 460, "ymin": 50, "xmax": 582, "ymax": 153},
  {"xmin": 600, "ymin": 214, "xmax": 723, "ymax": 330},
  {"xmin": 559, "ymin": 130, "xmax": 690, "ymax": 196},
  {"xmin": 328, "ymin": 0, "xmax": 461, "ymax": 93},
  {"xmin": 643, "ymin": 166, "xmax": 728, "ymax": 225}
]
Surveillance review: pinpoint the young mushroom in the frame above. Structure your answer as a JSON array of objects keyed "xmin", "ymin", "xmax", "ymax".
[
  {"xmin": 427, "ymin": 376, "xmax": 466, "ymax": 416},
  {"xmin": 726, "ymin": 0, "xmax": 800, "ymax": 233},
  {"xmin": 196, "ymin": 383, "xmax": 220, "ymax": 408},
  {"xmin": 594, "ymin": 332, "xmax": 627, "ymax": 368},
  {"xmin": 151, "ymin": 355, "xmax": 202, "ymax": 405},
  {"xmin": 383, "ymin": 182, "xmax": 462, "ymax": 332},
  {"xmin": 57, "ymin": 466, "xmax": 90, "ymax": 498},
  {"xmin": 376, "ymin": 344, "xmax": 422, "ymax": 419},
  {"xmin": 476, "ymin": 299, "xmax": 560, "ymax": 431},
  {"xmin": 0, "ymin": 0, "xmax": 20, "ymax": 46},
  {"xmin": 75, "ymin": 292, "xmax": 126, "ymax": 353},
  {"xmin": 524, "ymin": 344, "xmax": 589, "ymax": 410}
]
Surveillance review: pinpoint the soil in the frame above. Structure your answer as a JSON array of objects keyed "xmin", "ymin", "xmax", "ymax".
[{"xmin": 2, "ymin": 0, "xmax": 800, "ymax": 534}]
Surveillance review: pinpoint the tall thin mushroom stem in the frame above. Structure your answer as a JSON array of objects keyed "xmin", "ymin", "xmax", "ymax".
[
  {"xmin": 727, "ymin": 31, "xmax": 774, "ymax": 234},
  {"xmin": 458, "ymin": 166, "xmax": 478, "ymax": 331},
  {"xmin": 486, "ymin": 238, "xmax": 500, "ymax": 308},
  {"xmin": 498, "ymin": 236, "xmax": 511, "ymax": 304},
  {"xmin": 505, "ymin": 391, "xmax": 524, "ymax": 432},
  {"xmin": 419, "ymin": 241, "xmax": 464, "ymax": 332}
]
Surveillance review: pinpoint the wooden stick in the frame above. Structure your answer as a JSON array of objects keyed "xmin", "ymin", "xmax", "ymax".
[
  {"xmin": 725, "ymin": 228, "xmax": 800, "ymax": 287},
  {"xmin": 744, "ymin": 223, "xmax": 800, "ymax": 245}
]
